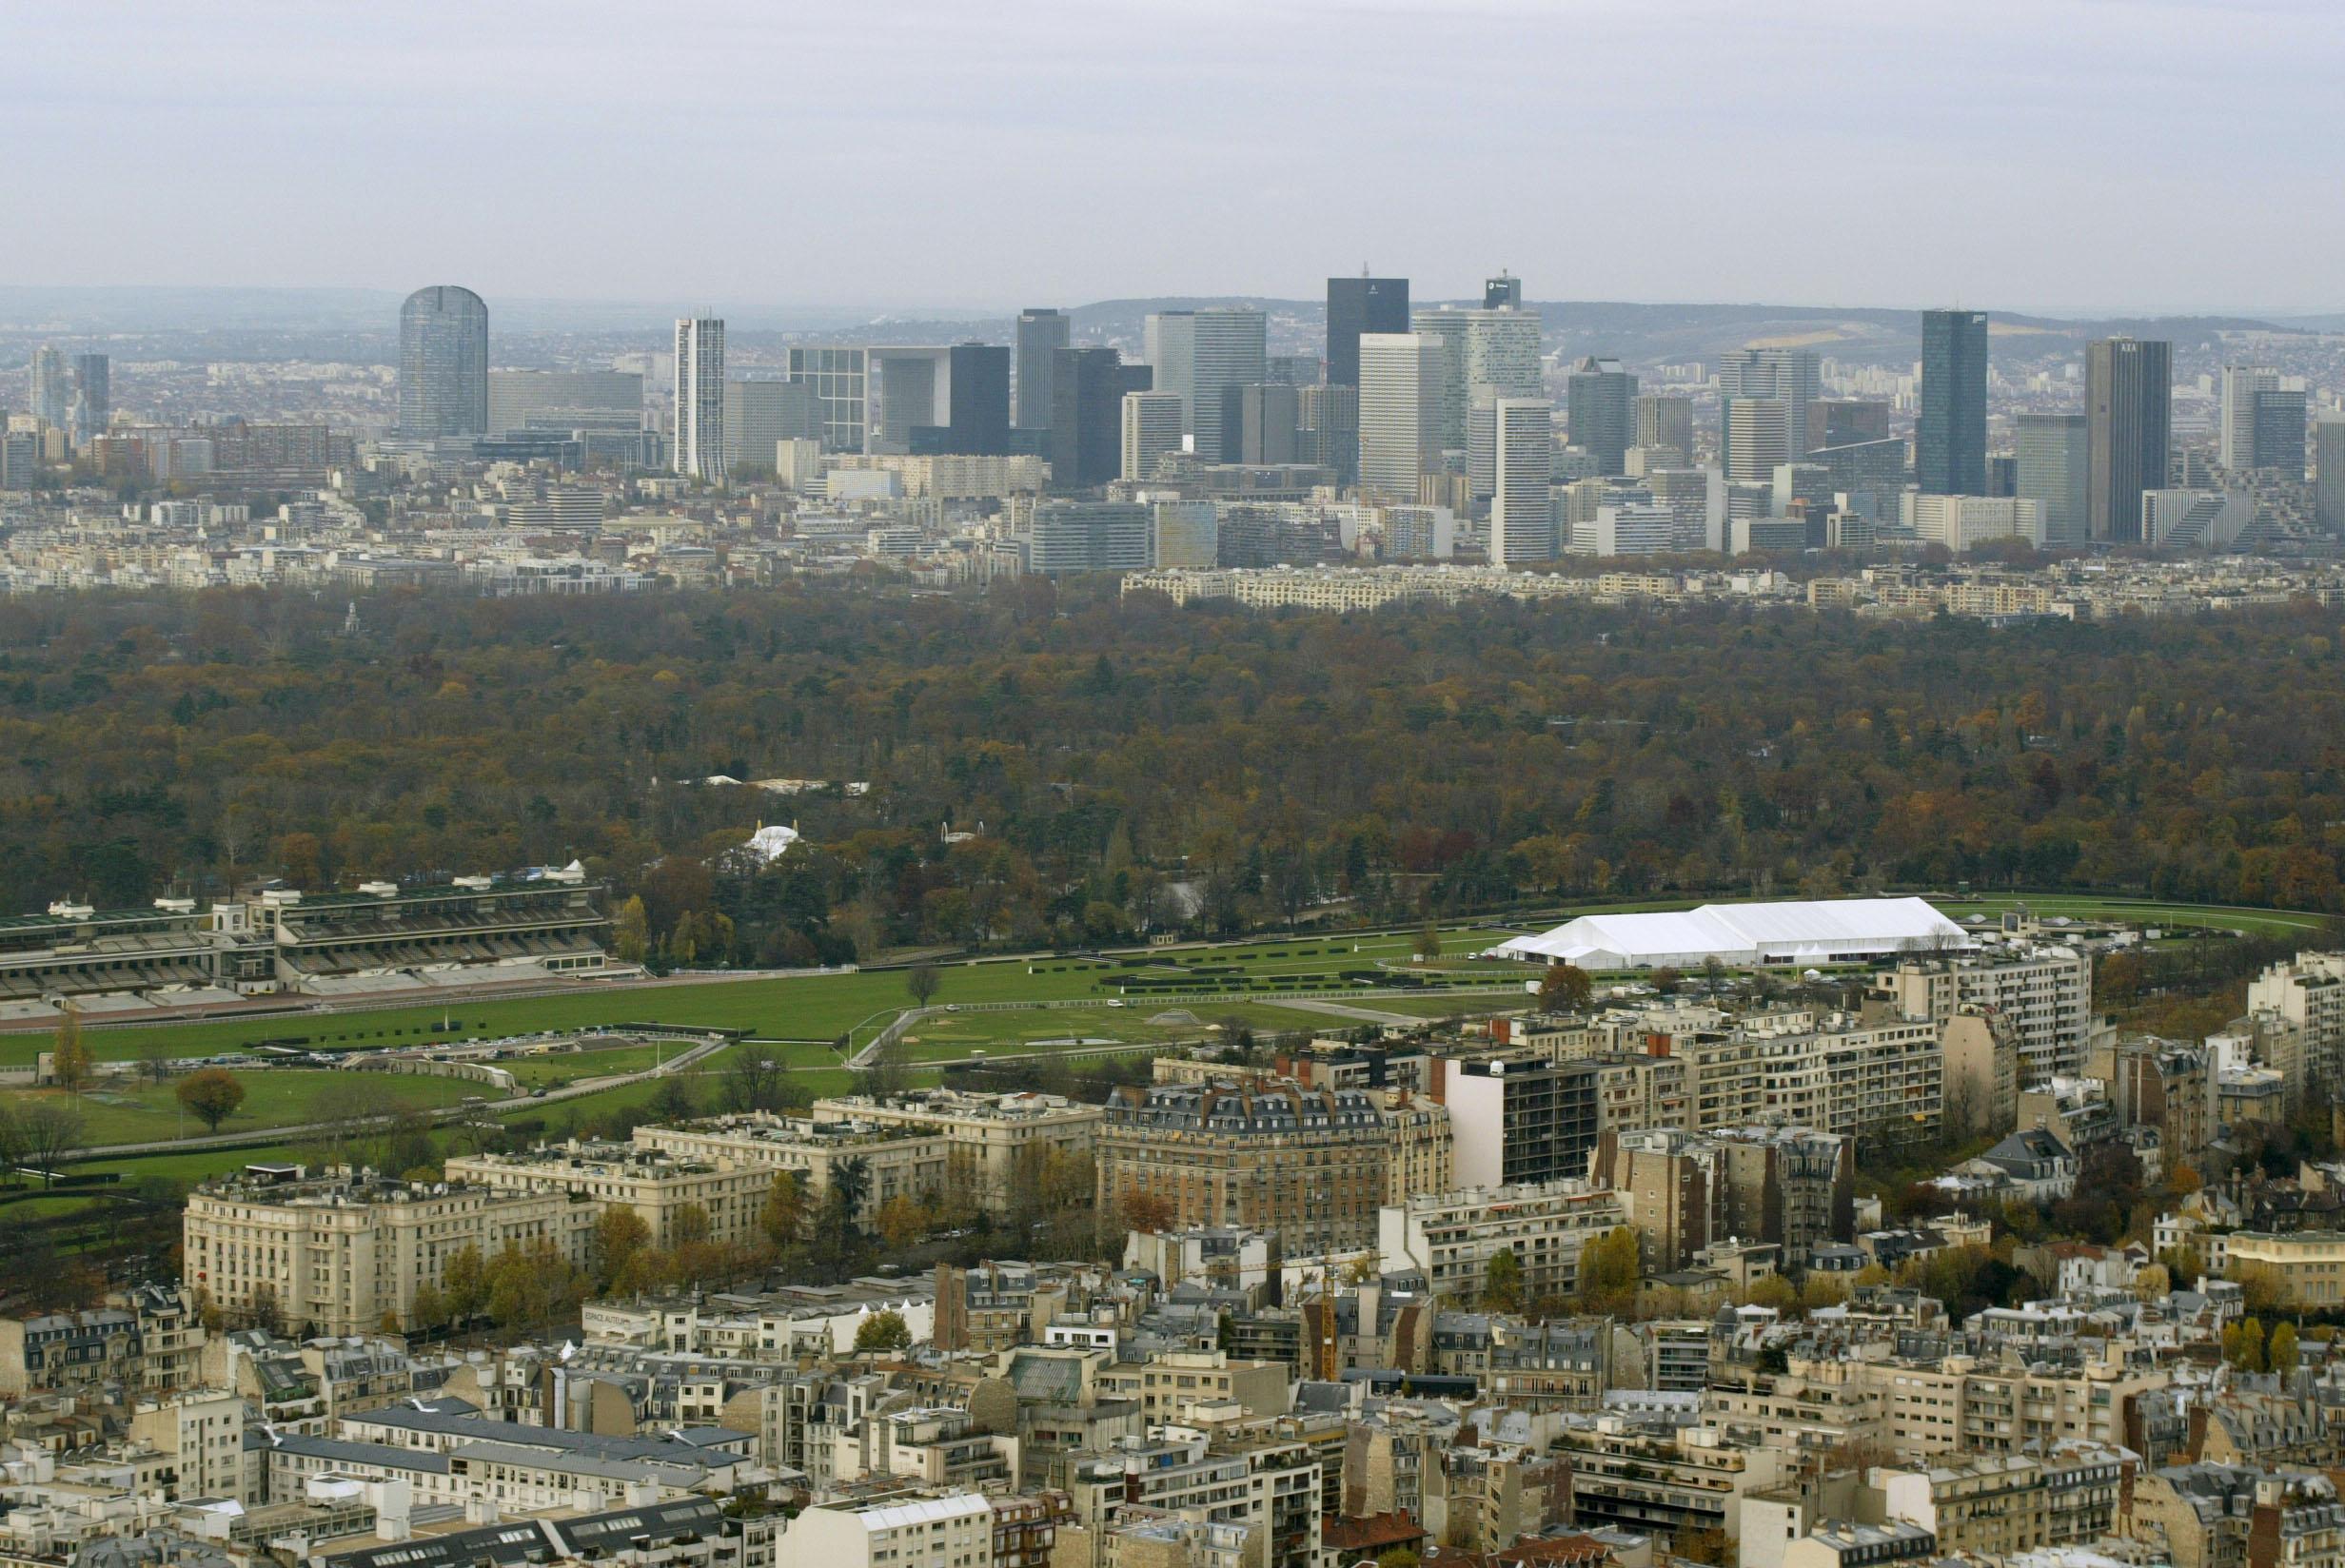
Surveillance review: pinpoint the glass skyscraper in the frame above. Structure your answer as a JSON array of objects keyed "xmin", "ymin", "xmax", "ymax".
[
  {"xmin": 1919, "ymin": 308, "xmax": 1988, "ymax": 495},
  {"xmin": 2086, "ymin": 337, "xmax": 2171, "ymax": 542},
  {"xmin": 398, "ymin": 285, "xmax": 489, "ymax": 438},
  {"xmin": 1325, "ymin": 276, "xmax": 1409, "ymax": 389},
  {"xmin": 1014, "ymin": 309, "xmax": 1069, "ymax": 432},
  {"xmin": 69, "ymin": 354, "xmax": 109, "ymax": 445}
]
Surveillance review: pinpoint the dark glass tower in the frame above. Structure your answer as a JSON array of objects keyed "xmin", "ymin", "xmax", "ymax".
[
  {"xmin": 69, "ymin": 354, "xmax": 110, "ymax": 445},
  {"xmin": 1918, "ymin": 308, "xmax": 1987, "ymax": 495},
  {"xmin": 944, "ymin": 343, "xmax": 1011, "ymax": 454},
  {"xmin": 1014, "ymin": 308, "xmax": 1069, "ymax": 431},
  {"xmin": 399, "ymin": 285, "xmax": 489, "ymax": 438},
  {"xmin": 2086, "ymin": 337, "xmax": 2172, "ymax": 541},
  {"xmin": 1049, "ymin": 347, "xmax": 1152, "ymax": 490},
  {"xmin": 1566, "ymin": 356, "xmax": 1637, "ymax": 477},
  {"xmin": 1325, "ymin": 276, "xmax": 1409, "ymax": 388}
]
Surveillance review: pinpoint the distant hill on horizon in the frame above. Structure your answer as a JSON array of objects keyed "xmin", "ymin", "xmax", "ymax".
[{"xmin": 0, "ymin": 284, "xmax": 2316, "ymax": 369}]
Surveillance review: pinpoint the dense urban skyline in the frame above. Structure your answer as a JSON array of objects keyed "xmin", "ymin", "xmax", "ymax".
[{"xmin": 8, "ymin": 0, "xmax": 2344, "ymax": 315}]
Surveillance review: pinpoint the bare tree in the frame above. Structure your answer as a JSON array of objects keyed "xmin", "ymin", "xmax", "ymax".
[
  {"xmin": 20, "ymin": 1103, "xmax": 86, "ymax": 1186},
  {"xmin": 713, "ymin": 1040, "xmax": 806, "ymax": 1110},
  {"xmin": 905, "ymin": 964, "xmax": 941, "ymax": 1009},
  {"xmin": 138, "ymin": 1037, "xmax": 175, "ymax": 1086},
  {"xmin": 859, "ymin": 1035, "xmax": 913, "ymax": 1101},
  {"xmin": 304, "ymin": 1077, "xmax": 404, "ymax": 1170}
]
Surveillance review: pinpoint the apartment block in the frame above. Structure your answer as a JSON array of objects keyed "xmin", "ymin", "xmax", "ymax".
[
  {"xmin": 184, "ymin": 1167, "xmax": 597, "ymax": 1337},
  {"xmin": 1095, "ymin": 1082, "xmax": 1388, "ymax": 1256},
  {"xmin": 1553, "ymin": 1411, "xmax": 1786, "ymax": 1551},
  {"xmin": 443, "ymin": 1140, "xmax": 773, "ymax": 1249},
  {"xmin": 2223, "ymin": 1230, "xmax": 2345, "ymax": 1306},
  {"xmin": 128, "ymin": 1387, "xmax": 246, "ymax": 1500},
  {"xmin": 1068, "ymin": 1426, "xmax": 1321, "ymax": 1568},
  {"xmin": 1431, "ymin": 1056, "xmax": 1603, "ymax": 1188},
  {"xmin": 807, "ymin": 1089, "xmax": 1103, "ymax": 1218},
  {"xmin": 1094, "ymin": 1350, "xmax": 1292, "ymax": 1424},
  {"xmin": 632, "ymin": 1113, "xmax": 952, "ymax": 1224},
  {"xmin": 1869, "ymin": 1444, "xmax": 2132, "ymax": 1559},
  {"xmin": 1588, "ymin": 1127, "xmax": 1725, "ymax": 1271},
  {"xmin": 778, "ymin": 1494, "xmax": 994, "ymax": 1568},
  {"xmin": 1874, "ymin": 946, "xmax": 2095, "ymax": 1086},
  {"xmin": 2249, "ymin": 951, "xmax": 2345, "ymax": 1098},
  {"xmin": 1378, "ymin": 1179, "xmax": 1627, "ymax": 1305},
  {"xmin": 0, "ymin": 1285, "xmax": 205, "ymax": 1396}
]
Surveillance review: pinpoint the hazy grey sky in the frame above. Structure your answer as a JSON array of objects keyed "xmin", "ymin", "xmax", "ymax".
[{"xmin": 10, "ymin": 0, "xmax": 2339, "ymax": 315}]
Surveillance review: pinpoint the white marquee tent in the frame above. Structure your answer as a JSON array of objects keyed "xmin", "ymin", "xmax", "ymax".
[{"xmin": 1488, "ymin": 896, "xmax": 1973, "ymax": 970}]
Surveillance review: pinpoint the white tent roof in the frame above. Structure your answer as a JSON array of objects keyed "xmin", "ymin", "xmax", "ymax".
[{"xmin": 1491, "ymin": 896, "xmax": 1971, "ymax": 967}]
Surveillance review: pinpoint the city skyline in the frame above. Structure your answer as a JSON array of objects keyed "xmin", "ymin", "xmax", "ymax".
[{"xmin": 7, "ymin": 0, "xmax": 2343, "ymax": 316}]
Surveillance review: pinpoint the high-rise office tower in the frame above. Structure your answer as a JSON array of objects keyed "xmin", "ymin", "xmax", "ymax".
[
  {"xmin": 1015, "ymin": 309, "xmax": 1070, "ymax": 432},
  {"xmin": 28, "ymin": 346, "xmax": 69, "ymax": 429},
  {"xmin": 1488, "ymin": 399, "xmax": 1555, "ymax": 566},
  {"xmin": 1325, "ymin": 276, "xmax": 1409, "ymax": 389},
  {"xmin": 786, "ymin": 347, "xmax": 867, "ymax": 453},
  {"xmin": 723, "ymin": 379, "xmax": 820, "ymax": 474},
  {"xmin": 867, "ymin": 348, "xmax": 951, "ymax": 454},
  {"xmin": 2220, "ymin": 366, "xmax": 2280, "ymax": 471},
  {"xmin": 1357, "ymin": 333, "xmax": 1442, "ymax": 499},
  {"xmin": 1485, "ymin": 270, "xmax": 1523, "ymax": 310},
  {"xmin": 2316, "ymin": 418, "xmax": 2345, "ymax": 533},
  {"xmin": 1235, "ymin": 383, "xmax": 1302, "ymax": 465},
  {"xmin": 1460, "ymin": 307, "xmax": 1543, "ymax": 496},
  {"xmin": 1024, "ymin": 500, "xmax": 1153, "ymax": 575},
  {"xmin": 2253, "ymin": 389, "xmax": 2307, "ymax": 480},
  {"xmin": 1567, "ymin": 357, "xmax": 1637, "ymax": 476},
  {"xmin": 1120, "ymin": 391, "xmax": 1185, "ymax": 482},
  {"xmin": 1153, "ymin": 500, "xmax": 1219, "ymax": 568},
  {"xmin": 398, "ymin": 285, "xmax": 490, "ymax": 438},
  {"xmin": 1409, "ymin": 308, "xmax": 1471, "ymax": 451},
  {"xmin": 68, "ymin": 354, "xmax": 110, "ymax": 446},
  {"xmin": 1299, "ymin": 383, "xmax": 1360, "ymax": 486},
  {"xmin": 488, "ymin": 370, "xmax": 644, "ymax": 438},
  {"xmin": 1266, "ymin": 354, "xmax": 1322, "ymax": 387},
  {"xmin": 1636, "ymin": 394, "xmax": 1694, "ymax": 456},
  {"xmin": 1465, "ymin": 310, "xmax": 1543, "ymax": 403},
  {"xmin": 2015, "ymin": 413, "xmax": 2089, "ymax": 546},
  {"xmin": 2085, "ymin": 337, "xmax": 2171, "ymax": 542},
  {"xmin": 1724, "ymin": 398, "xmax": 1795, "ymax": 485},
  {"xmin": 2217, "ymin": 367, "xmax": 2307, "ymax": 479},
  {"xmin": 1144, "ymin": 308, "xmax": 1266, "ymax": 461},
  {"xmin": 1050, "ymin": 347, "xmax": 1152, "ymax": 491},
  {"xmin": 1809, "ymin": 399, "xmax": 1893, "ymax": 453},
  {"xmin": 915, "ymin": 343, "xmax": 1011, "ymax": 455},
  {"xmin": 672, "ymin": 317, "xmax": 726, "ymax": 482},
  {"xmin": 1719, "ymin": 348, "xmax": 1820, "ymax": 480},
  {"xmin": 1918, "ymin": 309, "xmax": 1988, "ymax": 496}
]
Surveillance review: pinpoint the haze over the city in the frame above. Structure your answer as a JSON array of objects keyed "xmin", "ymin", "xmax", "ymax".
[{"xmin": 7, "ymin": 0, "xmax": 2341, "ymax": 316}]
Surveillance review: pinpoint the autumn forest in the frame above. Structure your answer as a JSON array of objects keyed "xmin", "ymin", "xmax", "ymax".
[{"xmin": 7, "ymin": 579, "xmax": 2345, "ymax": 964}]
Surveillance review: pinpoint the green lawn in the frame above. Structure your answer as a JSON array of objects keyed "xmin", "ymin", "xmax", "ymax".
[
  {"xmin": 69, "ymin": 1140, "xmax": 308, "ymax": 1187},
  {"xmin": 500, "ymin": 1044, "xmax": 679, "ymax": 1088},
  {"xmin": 1335, "ymin": 991, "xmax": 1527, "ymax": 1019},
  {"xmin": 6, "ymin": 1069, "xmax": 477, "ymax": 1147},
  {"xmin": 1933, "ymin": 893, "xmax": 2331, "ymax": 939},
  {"xmin": 5, "ymin": 922, "xmax": 1523, "ymax": 1069},
  {"xmin": 6, "ymin": 890, "xmax": 2323, "ymax": 1141}
]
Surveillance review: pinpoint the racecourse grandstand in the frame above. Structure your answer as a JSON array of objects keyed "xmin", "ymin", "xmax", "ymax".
[
  {"xmin": 0, "ymin": 864, "xmax": 611, "ymax": 1016},
  {"xmin": 0, "ymin": 898, "xmax": 266, "ymax": 1007},
  {"xmin": 265, "ymin": 866, "xmax": 609, "ymax": 991}
]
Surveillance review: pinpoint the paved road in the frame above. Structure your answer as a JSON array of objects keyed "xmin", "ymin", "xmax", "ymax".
[
  {"xmin": 1272, "ymin": 998, "xmax": 1451, "ymax": 1025},
  {"xmin": 77, "ymin": 1034, "xmax": 732, "ymax": 1159}
]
